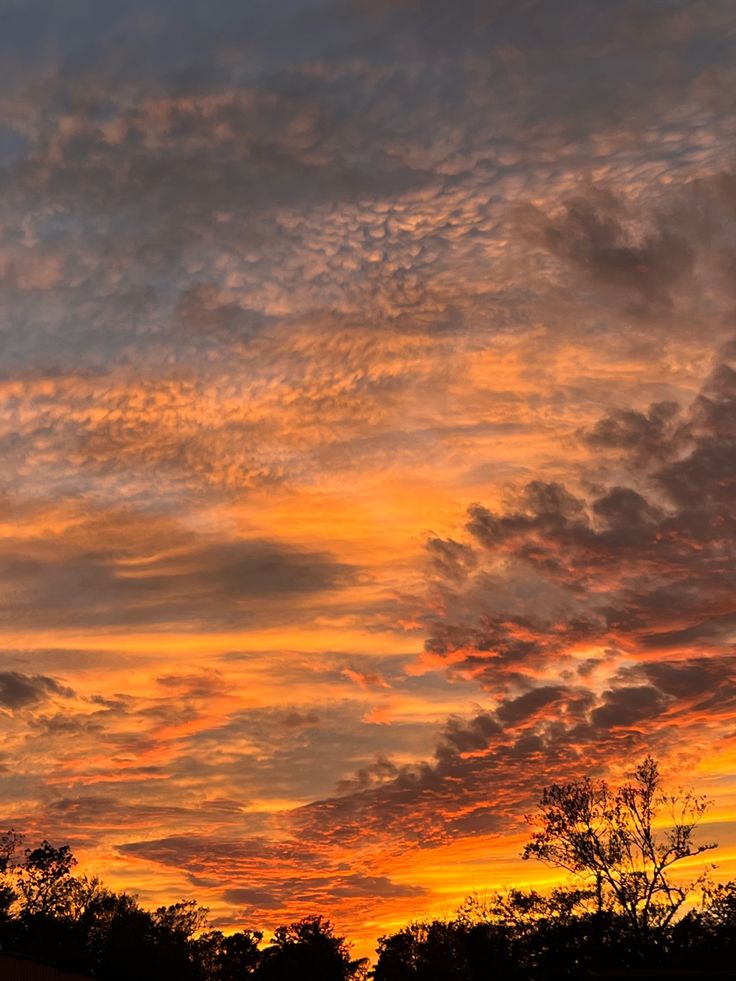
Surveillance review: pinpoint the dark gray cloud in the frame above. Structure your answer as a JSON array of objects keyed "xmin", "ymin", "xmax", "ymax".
[
  {"xmin": 48, "ymin": 795, "xmax": 190, "ymax": 827},
  {"xmin": 0, "ymin": 671, "xmax": 73, "ymax": 711},
  {"xmin": 435, "ymin": 712, "xmax": 502, "ymax": 760},
  {"xmin": 592, "ymin": 487, "xmax": 663, "ymax": 539},
  {"xmin": 522, "ymin": 171, "xmax": 736, "ymax": 327},
  {"xmin": 640, "ymin": 657, "xmax": 734, "ymax": 699},
  {"xmin": 655, "ymin": 364, "xmax": 736, "ymax": 507},
  {"xmin": 425, "ymin": 536, "xmax": 477, "ymax": 583},
  {"xmin": 335, "ymin": 755, "xmax": 399, "ymax": 793},
  {"xmin": 583, "ymin": 401, "xmax": 683, "ymax": 459},
  {"xmin": 329, "ymin": 874, "xmax": 425, "ymax": 899},
  {"xmin": 223, "ymin": 887, "xmax": 282, "ymax": 909},
  {"xmin": 590, "ymin": 685, "xmax": 669, "ymax": 730},
  {"xmin": 495, "ymin": 687, "xmax": 568, "ymax": 725},
  {"xmin": 427, "ymin": 358, "xmax": 736, "ymax": 671},
  {"xmin": 118, "ymin": 834, "xmax": 324, "ymax": 870},
  {"xmin": 0, "ymin": 508, "xmax": 356, "ymax": 628},
  {"xmin": 538, "ymin": 189, "xmax": 695, "ymax": 312}
]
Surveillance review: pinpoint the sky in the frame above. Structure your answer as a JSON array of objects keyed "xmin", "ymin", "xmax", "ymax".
[{"xmin": 1, "ymin": 0, "xmax": 736, "ymax": 956}]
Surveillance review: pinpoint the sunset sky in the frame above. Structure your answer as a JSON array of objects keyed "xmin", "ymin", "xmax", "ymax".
[{"xmin": 1, "ymin": 0, "xmax": 736, "ymax": 956}]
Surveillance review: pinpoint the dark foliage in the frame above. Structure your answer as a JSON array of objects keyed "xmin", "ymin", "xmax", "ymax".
[
  {"xmin": 257, "ymin": 915, "xmax": 367, "ymax": 981},
  {"xmin": 0, "ymin": 760, "xmax": 733, "ymax": 979},
  {"xmin": 375, "ymin": 758, "xmax": 733, "ymax": 980},
  {"xmin": 0, "ymin": 830, "xmax": 366, "ymax": 979},
  {"xmin": 373, "ymin": 892, "xmax": 736, "ymax": 981},
  {"xmin": 522, "ymin": 756, "xmax": 715, "ymax": 946}
]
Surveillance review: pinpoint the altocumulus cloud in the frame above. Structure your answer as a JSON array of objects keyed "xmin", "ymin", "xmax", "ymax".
[{"xmin": 0, "ymin": 672, "xmax": 73, "ymax": 711}]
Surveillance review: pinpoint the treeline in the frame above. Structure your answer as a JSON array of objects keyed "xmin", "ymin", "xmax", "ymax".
[
  {"xmin": 0, "ymin": 834, "xmax": 364, "ymax": 979},
  {"xmin": 1, "ymin": 835, "xmax": 736, "ymax": 980},
  {"xmin": 373, "ymin": 883, "xmax": 736, "ymax": 979},
  {"xmin": 2, "ymin": 758, "xmax": 733, "ymax": 979},
  {"xmin": 0, "ymin": 834, "xmax": 736, "ymax": 981}
]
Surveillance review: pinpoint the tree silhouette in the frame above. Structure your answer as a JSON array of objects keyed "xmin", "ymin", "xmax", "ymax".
[
  {"xmin": 153, "ymin": 899, "xmax": 210, "ymax": 940},
  {"xmin": 16, "ymin": 840, "xmax": 78, "ymax": 917},
  {"xmin": 0, "ymin": 829, "xmax": 21, "ymax": 873},
  {"xmin": 522, "ymin": 756, "xmax": 716, "ymax": 951},
  {"xmin": 193, "ymin": 928, "xmax": 263, "ymax": 980},
  {"xmin": 373, "ymin": 918, "xmax": 517, "ymax": 981},
  {"xmin": 2, "ymin": 814, "xmax": 736, "ymax": 980},
  {"xmin": 256, "ymin": 915, "xmax": 368, "ymax": 981}
]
